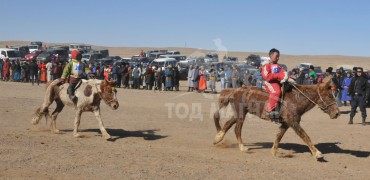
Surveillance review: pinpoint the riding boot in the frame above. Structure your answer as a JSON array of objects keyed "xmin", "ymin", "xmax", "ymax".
[
  {"xmin": 348, "ymin": 116, "xmax": 354, "ymax": 124},
  {"xmin": 68, "ymin": 84, "xmax": 76, "ymax": 101},
  {"xmin": 362, "ymin": 117, "xmax": 366, "ymax": 126}
]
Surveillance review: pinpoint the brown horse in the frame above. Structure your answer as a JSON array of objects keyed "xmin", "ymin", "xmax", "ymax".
[
  {"xmin": 31, "ymin": 79, "xmax": 119, "ymax": 140},
  {"xmin": 213, "ymin": 76, "xmax": 340, "ymax": 159}
]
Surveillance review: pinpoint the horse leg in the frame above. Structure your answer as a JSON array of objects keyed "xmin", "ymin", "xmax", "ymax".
[
  {"xmin": 213, "ymin": 109, "xmax": 222, "ymax": 132},
  {"xmin": 271, "ymin": 122, "xmax": 289, "ymax": 156},
  {"xmin": 31, "ymin": 99, "xmax": 53, "ymax": 125},
  {"xmin": 50, "ymin": 99, "xmax": 64, "ymax": 134},
  {"xmin": 214, "ymin": 116, "xmax": 236, "ymax": 145},
  {"xmin": 235, "ymin": 114, "xmax": 248, "ymax": 152},
  {"xmin": 291, "ymin": 122, "xmax": 323, "ymax": 159},
  {"xmin": 93, "ymin": 108, "xmax": 111, "ymax": 140},
  {"xmin": 73, "ymin": 110, "xmax": 82, "ymax": 138}
]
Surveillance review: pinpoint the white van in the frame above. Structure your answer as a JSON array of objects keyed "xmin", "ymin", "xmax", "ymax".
[
  {"xmin": 150, "ymin": 58, "xmax": 177, "ymax": 69},
  {"xmin": 0, "ymin": 48, "xmax": 21, "ymax": 61}
]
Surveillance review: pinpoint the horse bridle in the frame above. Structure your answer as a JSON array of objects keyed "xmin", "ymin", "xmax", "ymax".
[
  {"xmin": 291, "ymin": 83, "xmax": 337, "ymax": 111},
  {"xmin": 94, "ymin": 84, "xmax": 117, "ymax": 105}
]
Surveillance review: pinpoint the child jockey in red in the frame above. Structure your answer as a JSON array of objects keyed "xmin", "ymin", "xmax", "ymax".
[{"xmin": 261, "ymin": 48, "xmax": 288, "ymax": 119}]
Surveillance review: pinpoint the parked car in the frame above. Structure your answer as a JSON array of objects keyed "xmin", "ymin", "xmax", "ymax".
[
  {"xmin": 9, "ymin": 46, "xmax": 30, "ymax": 59},
  {"xmin": 0, "ymin": 48, "xmax": 21, "ymax": 61},
  {"xmin": 245, "ymin": 54, "xmax": 261, "ymax": 67},
  {"xmin": 159, "ymin": 54, "xmax": 186, "ymax": 61},
  {"xmin": 150, "ymin": 58, "xmax": 177, "ymax": 69},
  {"xmin": 204, "ymin": 52, "xmax": 219, "ymax": 62},
  {"xmin": 223, "ymin": 56, "xmax": 238, "ymax": 62},
  {"xmin": 28, "ymin": 45, "xmax": 40, "ymax": 53},
  {"xmin": 25, "ymin": 50, "xmax": 43, "ymax": 61},
  {"xmin": 30, "ymin": 41, "xmax": 42, "ymax": 49},
  {"xmin": 82, "ymin": 53, "xmax": 105, "ymax": 64},
  {"xmin": 37, "ymin": 48, "xmax": 69, "ymax": 62}
]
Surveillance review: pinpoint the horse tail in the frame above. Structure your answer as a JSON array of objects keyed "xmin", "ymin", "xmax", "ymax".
[
  {"xmin": 31, "ymin": 79, "xmax": 60, "ymax": 125},
  {"xmin": 214, "ymin": 89, "xmax": 236, "ymax": 132}
]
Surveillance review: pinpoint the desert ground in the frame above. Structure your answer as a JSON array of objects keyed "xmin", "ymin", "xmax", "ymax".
[
  {"xmin": 1, "ymin": 79, "xmax": 370, "ymax": 179},
  {"xmin": 1, "ymin": 41, "xmax": 370, "ymax": 179}
]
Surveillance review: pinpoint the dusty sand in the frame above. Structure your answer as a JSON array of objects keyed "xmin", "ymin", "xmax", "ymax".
[{"xmin": 0, "ymin": 80, "xmax": 370, "ymax": 179}]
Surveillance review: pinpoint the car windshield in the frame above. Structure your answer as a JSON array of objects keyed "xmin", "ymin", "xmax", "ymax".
[
  {"xmin": 82, "ymin": 54, "xmax": 90, "ymax": 59},
  {"xmin": 7, "ymin": 51, "xmax": 18, "ymax": 57}
]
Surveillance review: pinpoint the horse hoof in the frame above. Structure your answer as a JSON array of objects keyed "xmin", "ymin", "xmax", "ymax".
[
  {"xmin": 213, "ymin": 131, "xmax": 225, "ymax": 145},
  {"xmin": 103, "ymin": 135, "xmax": 112, "ymax": 140},
  {"xmin": 73, "ymin": 133, "xmax": 81, "ymax": 138},
  {"xmin": 315, "ymin": 151, "xmax": 323, "ymax": 159},
  {"xmin": 271, "ymin": 148, "xmax": 278, "ymax": 157},
  {"xmin": 239, "ymin": 144, "xmax": 249, "ymax": 152},
  {"xmin": 52, "ymin": 129, "xmax": 60, "ymax": 134},
  {"xmin": 31, "ymin": 117, "xmax": 39, "ymax": 125}
]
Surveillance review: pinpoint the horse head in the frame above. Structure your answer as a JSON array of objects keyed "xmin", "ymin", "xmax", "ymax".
[
  {"xmin": 100, "ymin": 79, "xmax": 119, "ymax": 110},
  {"xmin": 318, "ymin": 75, "xmax": 340, "ymax": 119}
]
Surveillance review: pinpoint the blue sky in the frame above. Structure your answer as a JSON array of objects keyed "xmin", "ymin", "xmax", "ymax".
[{"xmin": 2, "ymin": 0, "xmax": 370, "ymax": 56}]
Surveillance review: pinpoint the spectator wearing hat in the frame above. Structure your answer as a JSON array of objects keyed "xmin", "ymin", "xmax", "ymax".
[
  {"xmin": 165, "ymin": 65, "xmax": 173, "ymax": 91},
  {"xmin": 332, "ymin": 70, "xmax": 343, "ymax": 106},
  {"xmin": 60, "ymin": 49, "xmax": 87, "ymax": 101},
  {"xmin": 347, "ymin": 67, "xmax": 370, "ymax": 126},
  {"xmin": 296, "ymin": 67, "xmax": 306, "ymax": 85},
  {"xmin": 308, "ymin": 65, "xmax": 318, "ymax": 84}
]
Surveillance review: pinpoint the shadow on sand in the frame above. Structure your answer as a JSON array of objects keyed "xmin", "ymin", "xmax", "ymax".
[
  {"xmin": 62, "ymin": 128, "xmax": 167, "ymax": 141},
  {"xmin": 248, "ymin": 142, "xmax": 370, "ymax": 158}
]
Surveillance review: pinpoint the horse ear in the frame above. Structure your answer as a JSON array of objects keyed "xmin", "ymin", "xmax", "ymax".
[{"xmin": 320, "ymin": 75, "xmax": 332, "ymax": 89}]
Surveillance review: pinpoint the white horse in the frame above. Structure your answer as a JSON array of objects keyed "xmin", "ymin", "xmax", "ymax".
[{"xmin": 31, "ymin": 79, "xmax": 119, "ymax": 140}]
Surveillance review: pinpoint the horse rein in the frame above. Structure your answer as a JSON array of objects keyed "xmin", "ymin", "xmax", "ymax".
[
  {"xmin": 290, "ymin": 83, "xmax": 337, "ymax": 111},
  {"xmin": 93, "ymin": 84, "xmax": 116, "ymax": 105}
]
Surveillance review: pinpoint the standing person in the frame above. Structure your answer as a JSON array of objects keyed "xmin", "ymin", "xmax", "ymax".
[
  {"xmin": 121, "ymin": 64, "xmax": 129, "ymax": 88},
  {"xmin": 332, "ymin": 70, "xmax": 343, "ymax": 106},
  {"xmin": 111, "ymin": 63, "xmax": 119, "ymax": 86},
  {"xmin": 308, "ymin": 65, "xmax": 318, "ymax": 84},
  {"xmin": 296, "ymin": 67, "xmax": 305, "ymax": 85},
  {"xmin": 13, "ymin": 61, "xmax": 21, "ymax": 82},
  {"xmin": 219, "ymin": 67, "xmax": 226, "ymax": 91},
  {"xmin": 187, "ymin": 65, "xmax": 194, "ymax": 92},
  {"xmin": 46, "ymin": 61, "xmax": 53, "ymax": 82},
  {"xmin": 39, "ymin": 61, "xmax": 47, "ymax": 83},
  {"xmin": 60, "ymin": 50, "xmax": 87, "ymax": 101},
  {"xmin": 173, "ymin": 66, "xmax": 180, "ymax": 91},
  {"xmin": 261, "ymin": 48, "xmax": 288, "ymax": 119},
  {"xmin": 341, "ymin": 72, "xmax": 352, "ymax": 106},
  {"xmin": 117, "ymin": 64, "xmax": 124, "ymax": 88},
  {"xmin": 289, "ymin": 69, "xmax": 298, "ymax": 80},
  {"xmin": 22, "ymin": 61, "xmax": 30, "ymax": 82},
  {"xmin": 0, "ymin": 59, "xmax": 3, "ymax": 80},
  {"xmin": 347, "ymin": 67, "xmax": 370, "ymax": 126},
  {"xmin": 132, "ymin": 64, "xmax": 141, "ymax": 89},
  {"xmin": 165, "ymin": 65, "xmax": 173, "ymax": 91},
  {"xmin": 55, "ymin": 62, "xmax": 63, "ymax": 79},
  {"xmin": 192, "ymin": 65, "xmax": 199, "ymax": 91},
  {"xmin": 154, "ymin": 67, "xmax": 163, "ymax": 91},
  {"xmin": 2, "ymin": 58, "xmax": 10, "ymax": 81},
  {"xmin": 29, "ymin": 60, "xmax": 39, "ymax": 85},
  {"xmin": 198, "ymin": 66, "xmax": 207, "ymax": 92},
  {"xmin": 254, "ymin": 67, "xmax": 263, "ymax": 88},
  {"xmin": 209, "ymin": 68, "xmax": 217, "ymax": 93},
  {"xmin": 231, "ymin": 65, "xmax": 239, "ymax": 88},
  {"xmin": 225, "ymin": 65, "xmax": 233, "ymax": 88},
  {"xmin": 144, "ymin": 65, "xmax": 153, "ymax": 90}
]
